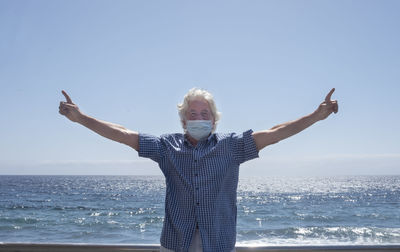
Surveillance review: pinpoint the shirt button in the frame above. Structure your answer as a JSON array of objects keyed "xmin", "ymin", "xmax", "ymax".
[
  {"xmin": 194, "ymin": 159, "xmax": 197, "ymax": 162},
  {"xmin": 195, "ymin": 174, "xmax": 198, "ymax": 177},
  {"xmin": 196, "ymin": 187, "xmax": 199, "ymax": 190},
  {"xmin": 196, "ymin": 202, "xmax": 200, "ymax": 205}
]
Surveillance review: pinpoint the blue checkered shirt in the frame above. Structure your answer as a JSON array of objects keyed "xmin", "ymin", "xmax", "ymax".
[{"xmin": 138, "ymin": 129, "xmax": 259, "ymax": 252}]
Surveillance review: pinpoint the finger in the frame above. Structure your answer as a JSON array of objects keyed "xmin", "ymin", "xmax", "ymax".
[
  {"xmin": 62, "ymin": 90, "xmax": 73, "ymax": 104},
  {"xmin": 331, "ymin": 100, "xmax": 338, "ymax": 113},
  {"xmin": 62, "ymin": 103, "xmax": 74, "ymax": 108},
  {"xmin": 59, "ymin": 104, "xmax": 69, "ymax": 111},
  {"xmin": 325, "ymin": 88, "xmax": 335, "ymax": 103},
  {"xmin": 59, "ymin": 103, "xmax": 74, "ymax": 112},
  {"xmin": 59, "ymin": 108, "xmax": 68, "ymax": 115},
  {"xmin": 59, "ymin": 102, "xmax": 70, "ymax": 109}
]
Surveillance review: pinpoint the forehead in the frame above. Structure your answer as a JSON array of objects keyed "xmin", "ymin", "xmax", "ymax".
[{"xmin": 187, "ymin": 99, "xmax": 211, "ymax": 111}]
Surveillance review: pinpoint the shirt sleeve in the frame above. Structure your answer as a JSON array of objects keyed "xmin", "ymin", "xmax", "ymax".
[
  {"xmin": 138, "ymin": 133, "xmax": 164, "ymax": 164},
  {"xmin": 231, "ymin": 129, "xmax": 259, "ymax": 165}
]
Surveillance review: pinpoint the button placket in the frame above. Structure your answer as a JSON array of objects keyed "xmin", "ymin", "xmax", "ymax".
[{"xmin": 193, "ymin": 148, "xmax": 200, "ymax": 207}]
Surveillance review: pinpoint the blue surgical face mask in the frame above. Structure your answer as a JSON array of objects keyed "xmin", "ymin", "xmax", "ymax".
[{"xmin": 186, "ymin": 120, "xmax": 213, "ymax": 141}]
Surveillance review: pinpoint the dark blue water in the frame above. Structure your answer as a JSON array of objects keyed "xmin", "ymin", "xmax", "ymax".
[{"xmin": 0, "ymin": 175, "xmax": 399, "ymax": 245}]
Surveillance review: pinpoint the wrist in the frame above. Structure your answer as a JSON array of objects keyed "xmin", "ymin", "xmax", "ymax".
[
  {"xmin": 76, "ymin": 112, "xmax": 87, "ymax": 124},
  {"xmin": 310, "ymin": 110, "xmax": 322, "ymax": 123}
]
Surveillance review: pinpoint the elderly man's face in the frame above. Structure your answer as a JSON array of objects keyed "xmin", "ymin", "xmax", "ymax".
[{"xmin": 184, "ymin": 99, "xmax": 215, "ymax": 126}]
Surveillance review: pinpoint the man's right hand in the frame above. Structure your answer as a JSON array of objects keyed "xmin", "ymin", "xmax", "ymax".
[{"xmin": 59, "ymin": 90, "xmax": 82, "ymax": 123}]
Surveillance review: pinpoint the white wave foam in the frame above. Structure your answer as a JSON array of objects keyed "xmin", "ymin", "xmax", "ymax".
[{"xmin": 237, "ymin": 237, "xmax": 400, "ymax": 246}]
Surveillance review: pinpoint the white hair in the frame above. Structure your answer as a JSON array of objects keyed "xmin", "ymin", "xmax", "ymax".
[{"xmin": 177, "ymin": 88, "xmax": 221, "ymax": 132}]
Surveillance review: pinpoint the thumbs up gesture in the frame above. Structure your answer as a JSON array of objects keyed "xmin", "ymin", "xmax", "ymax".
[
  {"xmin": 59, "ymin": 90, "xmax": 82, "ymax": 123},
  {"xmin": 315, "ymin": 88, "xmax": 339, "ymax": 121}
]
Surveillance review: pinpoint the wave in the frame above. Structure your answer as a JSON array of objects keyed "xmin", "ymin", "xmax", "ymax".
[{"xmin": 237, "ymin": 226, "xmax": 400, "ymax": 245}]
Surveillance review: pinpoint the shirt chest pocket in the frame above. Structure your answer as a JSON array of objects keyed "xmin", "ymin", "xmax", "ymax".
[{"xmin": 200, "ymin": 148, "xmax": 234, "ymax": 178}]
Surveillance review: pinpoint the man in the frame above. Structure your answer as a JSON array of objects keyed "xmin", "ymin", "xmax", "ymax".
[{"xmin": 59, "ymin": 88, "xmax": 338, "ymax": 252}]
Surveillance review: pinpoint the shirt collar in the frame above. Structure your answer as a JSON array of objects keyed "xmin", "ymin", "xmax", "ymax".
[{"xmin": 184, "ymin": 133, "xmax": 217, "ymax": 147}]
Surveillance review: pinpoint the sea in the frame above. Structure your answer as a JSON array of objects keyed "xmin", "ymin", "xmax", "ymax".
[{"xmin": 0, "ymin": 175, "xmax": 399, "ymax": 246}]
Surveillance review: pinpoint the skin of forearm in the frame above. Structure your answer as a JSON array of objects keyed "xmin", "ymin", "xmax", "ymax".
[
  {"xmin": 270, "ymin": 122, "xmax": 290, "ymax": 130},
  {"xmin": 253, "ymin": 111, "xmax": 321, "ymax": 150},
  {"xmin": 77, "ymin": 113, "xmax": 130, "ymax": 144},
  {"xmin": 271, "ymin": 111, "xmax": 320, "ymax": 140}
]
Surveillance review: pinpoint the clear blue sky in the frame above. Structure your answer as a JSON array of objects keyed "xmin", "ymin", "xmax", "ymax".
[{"xmin": 1, "ymin": 0, "xmax": 399, "ymax": 176}]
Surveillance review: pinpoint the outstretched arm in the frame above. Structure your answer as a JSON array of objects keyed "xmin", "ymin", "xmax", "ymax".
[
  {"xmin": 252, "ymin": 88, "xmax": 338, "ymax": 151},
  {"xmin": 58, "ymin": 90, "xmax": 139, "ymax": 151}
]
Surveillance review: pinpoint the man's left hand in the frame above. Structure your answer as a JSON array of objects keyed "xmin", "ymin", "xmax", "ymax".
[{"xmin": 315, "ymin": 88, "xmax": 339, "ymax": 121}]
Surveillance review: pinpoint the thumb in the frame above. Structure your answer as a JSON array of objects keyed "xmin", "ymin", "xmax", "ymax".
[{"xmin": 62, "ymin": 90, "xmax": 74, "ymax": 104}]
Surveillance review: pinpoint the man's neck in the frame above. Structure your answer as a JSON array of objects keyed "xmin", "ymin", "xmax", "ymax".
[{"xmin": 186, "ymin": 134, "xmax": 198, "ymax": 146}]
